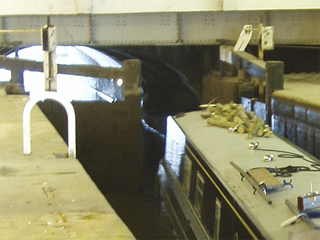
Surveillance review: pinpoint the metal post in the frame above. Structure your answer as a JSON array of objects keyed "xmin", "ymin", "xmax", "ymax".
[
  {"xmin": 41, "ymin": 24, "xmax": 57, "ymax": 91},
  {"xmin": 258, "ymin": 23, "xmax": 265, "ymax": 101}
]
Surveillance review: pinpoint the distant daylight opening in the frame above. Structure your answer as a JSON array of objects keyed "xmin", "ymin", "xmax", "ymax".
[{"xmin": 8, "ymin": 45, "xmax": 125, "ymax": 103}]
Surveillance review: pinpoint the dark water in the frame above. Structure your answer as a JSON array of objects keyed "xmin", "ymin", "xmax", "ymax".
[
  {"xmin": 106, "ymin": 192, "xmax": 175, "ymax": 240},
  {"xmin": 105, "ymin": 114, "xmax": 176, "ymax": 240}
]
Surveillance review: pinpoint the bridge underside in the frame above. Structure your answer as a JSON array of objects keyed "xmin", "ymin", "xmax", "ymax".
[{"xmin": 0, "ymin": 10, "xmax": 319, "ymax": 47}]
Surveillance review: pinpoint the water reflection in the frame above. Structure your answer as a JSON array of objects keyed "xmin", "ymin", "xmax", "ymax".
[{"xmin": 165, "ymin": 116, "xmax": 186, "ymax": 176}]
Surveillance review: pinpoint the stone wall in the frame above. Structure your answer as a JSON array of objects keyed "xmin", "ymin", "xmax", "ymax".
[{"xmin": 271, "ymin": 96, "xmax": 320, "ymax": 159}]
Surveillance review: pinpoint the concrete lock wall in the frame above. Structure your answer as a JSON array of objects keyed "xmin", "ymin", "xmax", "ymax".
[{"xmin": 38, "ymin": 93, "xmax": 143, "ymax": 196}]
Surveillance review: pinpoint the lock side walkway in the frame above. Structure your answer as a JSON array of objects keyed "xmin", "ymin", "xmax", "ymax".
[{"xmin": 0, "ymin": 88, "xmax": 135, "ymax": 239}]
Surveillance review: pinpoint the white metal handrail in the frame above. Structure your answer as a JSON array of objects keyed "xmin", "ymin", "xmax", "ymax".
[{"xmin": 23, "ymin": 91, "xmax": 76, "ymax": 158}]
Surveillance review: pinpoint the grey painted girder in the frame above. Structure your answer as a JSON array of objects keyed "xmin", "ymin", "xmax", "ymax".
[{"xmin": 0, "ymin": 10, "xmax": 319, "ymax": 46}]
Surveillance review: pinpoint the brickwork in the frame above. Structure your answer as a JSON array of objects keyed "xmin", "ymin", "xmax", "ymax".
[
  {"xmin": 271, "ymin": 96, "xmax": 320, "ymax": 159},
  {"xmin": 271, "ymin": 115, "xmax": 286, "ymax": 137}
]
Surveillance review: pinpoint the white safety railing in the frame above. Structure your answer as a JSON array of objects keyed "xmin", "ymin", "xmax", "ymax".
[{"xmin": 23, "ymin": 91, "xmax": 76, "ymax": 158}]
